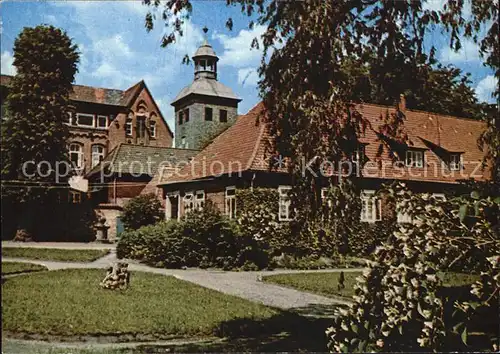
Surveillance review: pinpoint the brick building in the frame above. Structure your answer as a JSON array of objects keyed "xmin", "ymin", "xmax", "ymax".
[{"xmin": 157, "ymin": 100, "xmax": 490, "ymax": 223}]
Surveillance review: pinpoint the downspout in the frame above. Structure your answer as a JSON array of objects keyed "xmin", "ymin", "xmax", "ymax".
[
  {"xmin": 250, "ymin": 172, "xmax": 256, "ymax": 191},
  {"xmin": 113, "ymin": 177, "xmax": 117, "ymax": 205}
]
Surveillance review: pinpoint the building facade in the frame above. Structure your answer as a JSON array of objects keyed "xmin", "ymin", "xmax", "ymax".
[{"xmin": 157, "ymin": 100, "xmax": 491, "ymax": 223}]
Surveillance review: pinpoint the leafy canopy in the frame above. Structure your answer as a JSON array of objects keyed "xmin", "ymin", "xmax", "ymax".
[{"xmin": 1, "ymin": 25, "xmax": 79, "ymax": 184}]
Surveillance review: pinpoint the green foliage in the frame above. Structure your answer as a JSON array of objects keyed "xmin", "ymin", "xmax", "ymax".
[
  {"xmin": 2, "ymin": 25, "xmax": 79, "ymax": 183},
  {"xmin": 236, "ymin": 188, "xmax": 289, "ymax": 255},
  {"xmin": 1, "ymin": 25, "xmax": 79, "ymax": 240},
  {"xmin": 117, "ymin": 202, "xmax": 270, "ymax": 270},
  {"xmin": 121, "ymin": 193, "xmax": 162, "ymax": 230},
  {"xmin": 327, "ymin": 183, "xmax": 500, "ymax": 352},
  {"xmin": 349, "ymin": 221, "xmax": 396, "ymax": 257}
]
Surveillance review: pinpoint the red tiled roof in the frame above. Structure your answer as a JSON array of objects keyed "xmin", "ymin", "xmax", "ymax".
[
  {"xmin": 1, "ymin": 74, "xmax": 139, "ymax": 107},
  {"xmin": 160, "ymin": 101, "xmax": 490, "ymax": 185}
]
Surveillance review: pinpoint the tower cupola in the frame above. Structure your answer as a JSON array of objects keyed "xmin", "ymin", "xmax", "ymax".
[{"xmin": 193, "ymin": 27, "xmax": 218, "ymax": 80}]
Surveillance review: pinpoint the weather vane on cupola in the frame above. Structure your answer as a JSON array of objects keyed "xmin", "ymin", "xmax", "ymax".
[{"xmin": 202, "ymin": 26, "xmax": 209, "ymax": 45}]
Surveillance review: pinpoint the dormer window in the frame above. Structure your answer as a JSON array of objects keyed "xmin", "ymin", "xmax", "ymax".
[
  {"xmin": 449, "ymin": 153, "xmax": 462, "ymax": 171},
  {"xmin": 97, "ymin": 115, "xmax": 108, "ymax": 129},
  {"xmin": 76, "ymin": 113, "xmax": 94, "ymax": 127},
  {"xmin": 405, "ymin": 150, "xmax": 423, "ymax": 168}
]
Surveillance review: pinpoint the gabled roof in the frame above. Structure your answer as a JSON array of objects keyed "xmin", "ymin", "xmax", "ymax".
[
  {"xmin": 87, "ymin": 143, "xmax": 199, "ymax": 178},
  {"xmin": 159, "ymin": 102, "xmax": 283, "ymax": 184},
  {"xmin": 2, "ymin": 74, "xmax": 147, "ymax": 108},
  {"xmin": 160, "ymin": 101, "xmax": 489, "ymax": 185}
]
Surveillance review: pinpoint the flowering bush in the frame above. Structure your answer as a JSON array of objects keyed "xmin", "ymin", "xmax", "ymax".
[
  {"xmin": 327, "ymin": 183, "xmax": 500, "ymax": 352},
  {"xmin": 117, "ymin": 202, "xmax": 270, "ymax": 270}
]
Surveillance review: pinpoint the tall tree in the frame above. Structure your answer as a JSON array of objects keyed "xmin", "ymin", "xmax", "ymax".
[{"xmin": 1, "ymin": 25, "xmax": 79, "ymax": 240}]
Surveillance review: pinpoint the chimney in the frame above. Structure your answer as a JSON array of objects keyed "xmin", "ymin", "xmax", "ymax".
[{"xmin": 398, "ymin": 94, "xmax": 406, "ymax": 112}]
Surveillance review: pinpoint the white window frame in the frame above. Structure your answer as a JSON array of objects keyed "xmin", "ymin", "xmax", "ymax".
[
  {"xmin": 225, "ymin": 186, "xmax": 236, "ymax": 219},
  {"xmin": 449, "ymin": 153, "xmax": 462, "ymax": 171},
  {"xmin": 195, "ymin": 190, "xmax": 205, "ymax": 210},
  {"xmin": 96, "ymin": 115, "xmax": 108, "ymax": 129},
  {"xmin": 125, "ymin": 118, "xmax": 133, "ymax": 136},
  {"xmin": 433, "ymin": 193, "xmax": 446, "ymax": 201},
  {"xmin": 66, "ymin": 112, "xmax": 73, "ymax": 125},
  {"xmin": 76, "ymin": 113, "xmax": 95, "ymax": 128},
  {"xmin": 278, "ymin": 185, "xmax": 292, "ymax": 221},
  {"xmin": 396, "ymin": 201, "xmax": 412, "ymax": 224},
  {"xmin": 69, "ymin": 143, "xmax": 84, "ymax": 170},
  {"xmin": 91, "ymin": 145, "xmax": 105, "ymax": 168},
  {"xmin": 149, "ymin": 121, "xmax": 156, "ymax": 138},
  {"xmin": 183, "ymin": 192, "xmax": 194, "ymax": 215},
  {"xmin": 69, "ymin": 190, "xmax": 81, "ymax": 204},
  {"xmin": 405, "ymin": 150, "xmax": 423, "ymax": 168},
  {"xmin": 360, "ymin": 190, "xmax": 382, "ymax": 223}
]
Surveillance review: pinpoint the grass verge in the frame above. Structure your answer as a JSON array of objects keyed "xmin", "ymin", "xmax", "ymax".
[
  {"xmin": 263, "ymin": 271, "xmax": 480, "ymax": 299},
  {"xmin": 2, "ymin": 248, "xmax": 109, "ymax": 262},
  {"xmin": 2, "ymin": 269, "xmax": 277, "ymax": 340},
  {"xmin": 2, "ymin": 261, "xmax": 48, "ymax": 275}
]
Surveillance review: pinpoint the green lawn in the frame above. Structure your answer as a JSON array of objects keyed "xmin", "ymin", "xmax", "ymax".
[
  {"xmin": 2, "ymin": 248, "xmax": 109, "ymax": 262},
  {"xmin": 263, "ymin": 271, "xmax": 480, "ymax": 299},
  {"xmin": 263, "ymin": 272, "xmax": 360, "ymax": 299},
  {"xmin": 2, "ymin": 261, "xmax": 48, "ymax": 275},
  {"xmin": 2, "ymin": 269, "xmax": 277, "ymax": 339}
]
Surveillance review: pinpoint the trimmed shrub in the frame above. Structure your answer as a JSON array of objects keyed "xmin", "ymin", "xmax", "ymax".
[
  {"xmin": 117, "ymin": 202, "xmax": 271, "ymax": 270},
  {"xmin": 121, "ymin": 194, "xmax": 162, "ymax": 230}
]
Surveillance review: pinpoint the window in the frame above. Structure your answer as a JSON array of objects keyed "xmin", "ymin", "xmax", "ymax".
[
  {"xmin": 351, "ymin": 145, "xmax": 366, "ymax": 164},
  {"xmin": 184, "ymin": 109, "xmax": 189, "ymax": 123},
  {"xmin": 125, "ymin": 118, "xmax": 133, "ymax": 136},
  {"xmin": 76, "ymin": 113, "xmax": 94, "ymax": 127},
  {"xmin": 66, "ymin": 112, "xmax": 73, "ymax": 125},
  {"xmin": 69, "ymin": 143, "xmax": 84, "ymax": 170},
  {"xmin": 180, "ymin": 136, "xmax": 188, "ymax": 149},
  {"xmin": 405, "ymin": 150, "xmax": 423, "ymax": 168},
  {"xmin": 136, "ymin": 116, "xmax": 146, "ymax": 138},
  {"xmin": 195, "ymin": 190, "xmax": 205, "ymax": 210},
  {"xmin": 178, "ymin": 111, "xmax": 184, "ymax": 125},
  {"xmin": 449, "ymin": 153, "xmax": 461, "ymax": 171},
  {"xmin": 396, "ymin": 202, "xmax": 412, "ymax": 224},
  {"xmin": 205, "ymin": 107, "xmax": 213, "ymax": 121},
  {"xmin": 97, "ymin": 115, "xmax": 108, "ymax": 128},
  {"xmin": 166, "ymin": 192, "xmax": 180, "ymax": 221},
  {"xmin": 69, "ymin": 191, "xmax": 81, "ymax": 204},
  {"xmin": 361, "ymin": 190, "xmax": 382, "ymax": 223},
  {"xmin": 149, "ymin": 121, "xmax": 156, "ymax": 138},
  {"xmin": 278, "ymin": 186, "xmax": 292, "ymax": 221},
  {"xmin": 433, "ymin": 193, "xmax": 446, "ymax": 201},
  {"xmin": 183, "ymin": 192, "xmax": 194, "ymax": 214},
  {"xmin": 91, "ymin": 145, "xmax": 105, "ymax": 168},
  {"xmin": 225, "ymin": 187, "xmax": 236, "ymax": 219},
  {"xmin": 220, "ymin": 109, "xmax": 228, "ymax": 123}
]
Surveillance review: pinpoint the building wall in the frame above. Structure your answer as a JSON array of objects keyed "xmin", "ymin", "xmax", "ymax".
[
  {"xmin": 174, "ymin": 96, "xmax": 239, "ymax": 150},
  {"xmin": 68, "ymin": 86, "xmax": 173, "ymax": 174}
]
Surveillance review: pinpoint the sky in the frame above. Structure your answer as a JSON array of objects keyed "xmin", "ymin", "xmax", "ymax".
[{"xmin": 0, "ymin": 0, "xmax": 497, "ymax": 132}]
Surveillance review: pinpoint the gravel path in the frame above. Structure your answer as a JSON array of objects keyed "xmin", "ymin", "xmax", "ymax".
[{"xmin": 3, "ymin": 247, "xmax": 356, "ymax": 311}]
